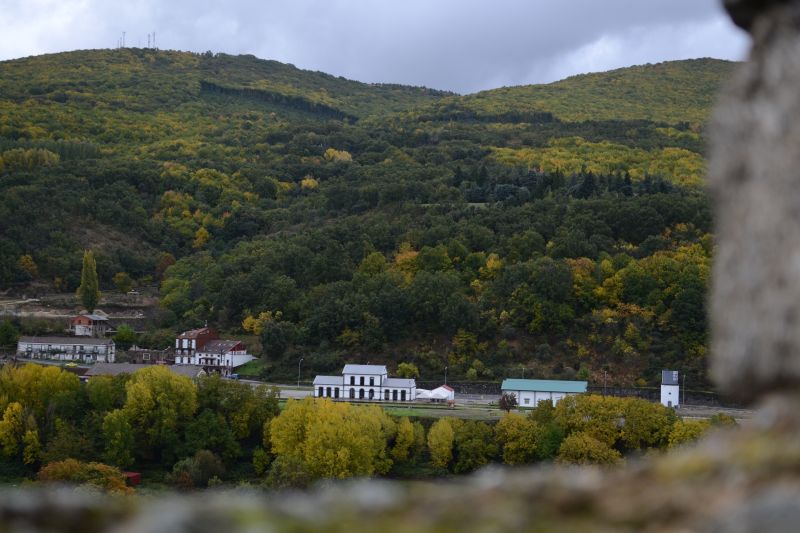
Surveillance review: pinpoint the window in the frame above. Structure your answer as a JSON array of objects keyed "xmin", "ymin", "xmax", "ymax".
[
  {"xmin": 401, "ymin": 390, "xmax": 406, "ymax": 401},
  {"xmin": 334, "ymin": 388, "xmax": 340, "ymax": 399},
  {"xmin": 384, "ymin": 390, "xmax": 390, "ymax": 401},
  {"xmin": 369, "ymin": 389, "xmax": 374, "ymax": 400},
  {"xmin": 392, "ymin": 390, "xmax": 397, "ymax": 401},
  {"xmin": 369, "ymin": 377, "xmax": 374, "ymax": 386},
  {"xmin": 349, "ymin": 389, "xmax": 355, "ymax": 399},
  {"xmin": 524, "ymin": 398, "xmax": 530, "ymax": 405},
  {"xmin": 327, "ymin": 387, "xmax": 332, "ymax": 397},
  {"xmin": 360, "ymin": 376, "xmax": 365, "ymax": 386},
  {"xmin": 359, "ymin": 388, "xmax": 365, "ymax": 399},
  {"xmin": 350, "ymin": 376, "xmax": 355, "ymax": 385},
  {"xmin": 319, "ymin": 387, "xmax": 324, "ymax": 397}
]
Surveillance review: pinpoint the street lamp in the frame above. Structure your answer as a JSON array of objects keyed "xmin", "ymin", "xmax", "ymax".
[{"xmin": 297, "ymin": 357, "xmax": 304, "ymax": 388}]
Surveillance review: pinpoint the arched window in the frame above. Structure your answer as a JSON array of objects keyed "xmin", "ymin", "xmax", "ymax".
[
  {"xmin": 318, "ymin": 387, "xmax": 324, "ymax": 397},
  {"xmin": 349, "ymin": 388, "xmax": 355, "ymax": 399},
  {"xmin": 401, "ymin": 390, "xmax": 406, "ymax": 401},
  {"xmin": 384, "ymin": 389, "xmax": 390, "ymax": 401},
  {"xmin": 335, "ymin": 387, "xmax": 340, "ymax": 398},
  {"xmin": 369, "ymin": 389, "xmax": 374, "ymax": 400},
  {"xmin": 359, "ymin": 388, "xmax": 365, "ymax": 399}
]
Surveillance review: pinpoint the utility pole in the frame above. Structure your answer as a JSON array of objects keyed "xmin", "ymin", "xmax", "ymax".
[
  {"xmin": 444, "ymin": 366, "xmax": 448, "ymax": 385},
  {"xmin": 297, "ymin": 357, "xmax": 304, "ymax": 387},
  {"xmin": 603, "ymin": 370, "xmax": 607, "ymax": 396},
  {"xmin": 682, "ymin": 373, "xmax": 686, "ymax": 406}
]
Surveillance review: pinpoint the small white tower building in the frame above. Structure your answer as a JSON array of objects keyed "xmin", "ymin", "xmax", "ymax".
[{"xmin": 660, "ymin": 370, "xmax": 680, "ymax": 408}]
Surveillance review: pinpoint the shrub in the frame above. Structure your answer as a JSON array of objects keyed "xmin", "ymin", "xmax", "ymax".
[
  {"xmin": 168, "ymin": 450, "xmax": 225, "ymax": 490},
  {"xmin": 37, "ymin": 459, "xmax": 131, "ymax": 494}
]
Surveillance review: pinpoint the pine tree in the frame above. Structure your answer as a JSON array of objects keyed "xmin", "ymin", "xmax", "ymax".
[{"xmin": 77, "ymin": 250, "xmax": 100, "ymax": 312}]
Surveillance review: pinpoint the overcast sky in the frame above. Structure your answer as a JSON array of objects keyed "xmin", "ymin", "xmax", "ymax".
[{"xmin": 0, "ymin": 0, "xmax": 749, "ymax": 94}]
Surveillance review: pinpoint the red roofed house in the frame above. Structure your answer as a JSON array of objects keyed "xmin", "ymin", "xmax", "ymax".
[
  {"xmin": 71, "ymin": 314, "xmax": 109, "ymax": 338},
  {"xmin": 174, "ymin": 327, "xmax": 217, "ymax": 365}
]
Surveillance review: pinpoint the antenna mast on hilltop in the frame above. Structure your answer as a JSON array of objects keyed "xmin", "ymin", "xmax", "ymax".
[
  {"xmin": 153, "ymin": 31, "xmax": 156, "ymax": 49},
  {"xmin": 122, "ymin": 31, "xmax": 126, "ymax": 47}
]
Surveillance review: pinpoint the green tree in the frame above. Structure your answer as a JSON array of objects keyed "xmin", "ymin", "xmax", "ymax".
[
  {"xmin": 113, "ymin": 324, "xmax": 138, "ymax": 350},
  {"xmin": 396, "ymin": 362, "xmax": 420, "ymax": 379},
  {"xmin": 41, "ymin": 419, "xmax": 92, "ymax": 464},
  {"xmin": 101, "ymin": 409, "xmax": 135, "ymax": 469},
  {"xmin": 77, "ymin": 250, "xmax": 100, "ymax": 312},
  {"xmin": 113, "ymin": 271, "xmax": 134, "ymax": 293},
  {"xmin": 0, "ymin": 319, "xmax": 19, "ymax": 349},
  {"xmin": 453, "ymin": 420, "xmax": 496, "ymax": 474}
]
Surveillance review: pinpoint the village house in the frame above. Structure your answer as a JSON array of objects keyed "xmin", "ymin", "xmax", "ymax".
[
  {"xmin": 173, "ymin": 328, "xmax": 254, "ymax": 375},
  {"xmin": 174, "ymin": 327, "xmax": 217, "ymax": 364},
  {"xmin": 193, "ymin": 340, "xmax": 255, "ymax": 376},
  {"xmin": 500, "ymin": 378, "xmax": 587, "ymax": 407},
  {"xmin": 127, "ymin": 345, "xmax": 174, "ymax": 365},
  {"xmin": 70, "ymin": 313, "xmax": 109, "ymax": 337},
  {"xmin": 17, "ymin": 336, "xmax": 115, "ymax": 363},
  {"xmin": 313, "ymin": 364, "xmax": 417, "ymax": 402}
]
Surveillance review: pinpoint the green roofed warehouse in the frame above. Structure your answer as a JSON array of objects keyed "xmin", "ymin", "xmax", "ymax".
[{"xmin": 500, "ymin": 379, "xmax": 588, "ymax": 407}]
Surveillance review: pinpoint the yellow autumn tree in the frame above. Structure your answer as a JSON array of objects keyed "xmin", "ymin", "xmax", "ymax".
[
  {"xmin": 391, "ymin": 417, "xmax": 415, "ymax": 462},
  {"xmin": 122, "ymin": 366, "xmax": 197, "ymax": 461},
  {"xmin": 193, "ymin": 226, "xmax": 210, "ymax": 249},
  {"xmin": 495, "ymin": 412, "xmax": 540, "ymax": 465},
  {"xmin": 17, "ymin": 255, "xmax": 38, "ymax": 279},
  {"xmin": 427, "ymin": 418, "xmax": 455, "ymax": 469},
  {"xmin": 269, "ymin": 398, "xmax": 396, "ymax": 480}
]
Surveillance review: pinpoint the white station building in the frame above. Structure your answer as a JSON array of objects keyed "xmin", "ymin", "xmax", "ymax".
[
  {"xmin": 660, "ymin": 370, "xmax": 680, "ymax": 408},
  {"xmin": 500, "ymin": 378, "xmax": 588, "ymax": 407},
  {"xmin": 314, "ymin": 364, "xmax": 417, "ymax": 401}
]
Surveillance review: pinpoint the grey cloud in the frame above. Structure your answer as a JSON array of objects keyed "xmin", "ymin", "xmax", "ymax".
[{"xmin": 0, "ymin": 0, "xmax": 749, "ymax": 93}]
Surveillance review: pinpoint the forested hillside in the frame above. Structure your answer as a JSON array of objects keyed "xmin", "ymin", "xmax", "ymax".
[{"xmin": 0, "ymin": 49, "xmax": 732, "ymax": 387}]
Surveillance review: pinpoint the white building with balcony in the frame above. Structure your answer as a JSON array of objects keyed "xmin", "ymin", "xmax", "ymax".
[
  {"xmin": 191, "ymin": 340, "xmax": 255, "ymax": 375},
  {"xmin": 313, "ymin": 364, "xmax": 416, "ymax": 402},
  {"xmin": 17, "ymin": 336, "xmax": 115, "ymax": 363}
]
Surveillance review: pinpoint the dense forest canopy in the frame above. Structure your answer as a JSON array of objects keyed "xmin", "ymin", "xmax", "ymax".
[{"xmin": 0, "ymin": 49, "xmax": 735, "ymax": 387}]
